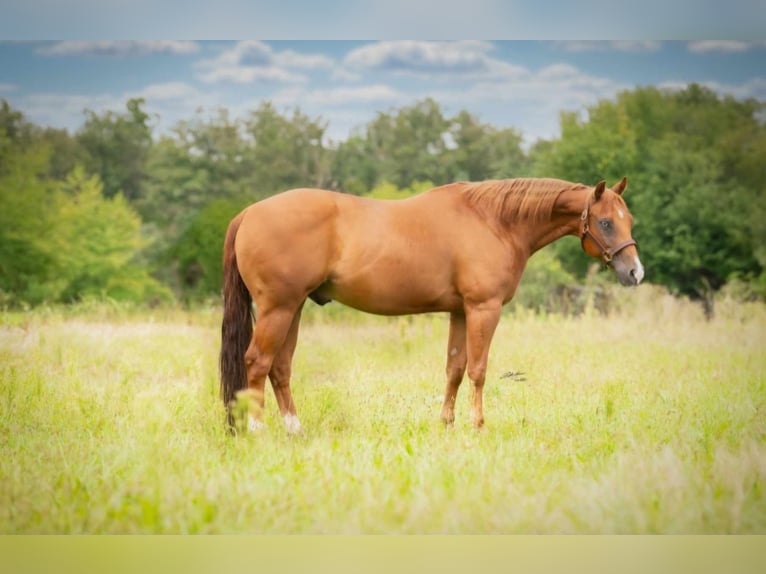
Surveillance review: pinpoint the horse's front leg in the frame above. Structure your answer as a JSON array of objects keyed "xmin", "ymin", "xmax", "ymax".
[
  {"xmin": 464, "ymin": 300, "xmax": 502, "ymax": 428},
  {"xmin": 440, "ymin": 312, "xmax": 467, "ymax": 425}
]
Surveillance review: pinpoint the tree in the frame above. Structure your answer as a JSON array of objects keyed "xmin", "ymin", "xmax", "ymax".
[
  {"xmin": 628, "ymin": 137, "xmax": 758, "ymax": 311},
  {"xmin": 1, "ymin": 99, "xmax": 84, "ymax": 181},
  {"xmin": 0, "ymin": 144, "xmax": 169, "ymax": 305},
  {"xmin": 331, "ymin": 133, "xmax": 379, "ymax": 194},
  {"xmin": 243, "ymin": 102, "xmax": 331, "ymax": 195},
  {"xmin": 37, "ymin": 127, "xmax": 86, "ymax": 180},
  {"xmin": 535, "ymin": 84, "xmax": 765, "ymax": 305},
  {"xmin": 0, "ymin": 99, "xmax": 33, "ymax": 157},
  {"xmin": 77, "ymin": 98, "xmax": 152, "ymax": 201},
  {"xmin": 173, "ymin": 198, "xmax": 246, "ymax": 298},
  {"xmin": 140, "ymin": 108, "xmax": 255, "ymax": 227},
  {"xmin": 0, "ymin": 141, "xmax": 61, "ymax": 304},
  {"xmin": 1, "ymin": 100, "xmax": 168, "ymax": 307},
  {"xmin": 447, "ymin": 110, "xmax": 528, "ymax": 181},
  {"xmin": 364, "ymin": 99, "xmax": 450, "ymax": 188},
  {"xmin": 366, "ymin": 180, "xmax": 434, "ymax": 200},
  {"xmin": 53, "ymin": 168, "xmax": 146, "ymax": 301},
  {"xmin": 333, "ymin": 103, "xmax": 528, "ymax": 194}
]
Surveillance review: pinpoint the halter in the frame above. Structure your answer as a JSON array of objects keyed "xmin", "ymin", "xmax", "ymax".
[{"xmin": 580, "ymin": 200, "xmax": 637, "ymax": 265}]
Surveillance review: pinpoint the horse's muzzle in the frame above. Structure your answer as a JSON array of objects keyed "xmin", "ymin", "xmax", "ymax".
[{"xmin": 614, "ymin": 255, "xmax": 644, "ymax": 286}]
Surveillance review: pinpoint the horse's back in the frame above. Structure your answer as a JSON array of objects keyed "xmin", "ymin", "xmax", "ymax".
[
  {"xmin": 236, "ymin": 186, "xmax": 447, "ymax": 263},
  {"xmin": 233, "ymin": 186, "xmax": 499, "ymax": 313}
]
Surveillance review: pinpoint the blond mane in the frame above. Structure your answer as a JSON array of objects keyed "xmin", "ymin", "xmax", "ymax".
[{"xmin": 459, "ymin": 178, "xmax": 587, "ymax": 223}]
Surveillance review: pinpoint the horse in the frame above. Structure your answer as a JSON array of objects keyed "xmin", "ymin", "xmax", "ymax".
[{"xmin": 219, "ymin": 177, "xmax": 644, "ymax": 433}]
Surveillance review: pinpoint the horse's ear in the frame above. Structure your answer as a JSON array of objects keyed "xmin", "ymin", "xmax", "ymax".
[
  {"xmin": 594, "ymin": 180, "xmax": 607, "ymax": 200},
  {"xmin": 612, "ymin": 176, "xmax": 628, "ymax": 195}
]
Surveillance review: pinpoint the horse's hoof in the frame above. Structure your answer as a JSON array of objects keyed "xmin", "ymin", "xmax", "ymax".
[
  {"xmin": 284, "ymin": 413, "xmax": 303, "ymax": 435},
  {"xmin": 248, "ymin": 415, "xmax": 266, "ymax": 432}
]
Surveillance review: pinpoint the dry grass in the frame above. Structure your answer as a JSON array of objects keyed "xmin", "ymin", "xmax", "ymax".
[{"xmin": 1, "ymin": 286, "xmax": 764, "ymax": 533}]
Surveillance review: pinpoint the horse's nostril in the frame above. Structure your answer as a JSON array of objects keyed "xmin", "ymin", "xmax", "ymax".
[{"xmin": 630, "ymin": 268, "xmax": 636, "ymax": 277}]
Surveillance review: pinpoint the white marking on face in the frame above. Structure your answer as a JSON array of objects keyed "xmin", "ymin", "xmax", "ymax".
[
  {"xmin": 450, "ymin": 347, "xmax": 458, "ymax": 357},
  {"xmin": 284, "ymin": 413, "xmax": 302, "ymax": 435},
  {"xmin": 617, "ymin": 208, "xmax": 625, "ymax": 219},
  {"xmin": 248, "ymin": 415, "xmax": 265, "ymax": 432},
  {"xmin": 632, "ymin": 256, "xmax": 645, "ymax": 285}
]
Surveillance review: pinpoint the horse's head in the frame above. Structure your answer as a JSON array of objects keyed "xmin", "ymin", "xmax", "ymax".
[{"xmin": 580, "ymin": 177, "xmax": 644, "ymax": 286}]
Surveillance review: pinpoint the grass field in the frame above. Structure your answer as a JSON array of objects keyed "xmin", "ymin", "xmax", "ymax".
[{"xmin": 1, "ymin": 286, "xmax": 765, "ymax": 534}]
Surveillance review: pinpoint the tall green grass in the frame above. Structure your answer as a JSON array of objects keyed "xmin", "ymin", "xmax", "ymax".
[{"xmin": 1, "ymin": 286, "xmax": 764, "ymax": 533}]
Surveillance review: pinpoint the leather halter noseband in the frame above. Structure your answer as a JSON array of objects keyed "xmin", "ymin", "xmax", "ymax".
[{"xmin": 580, "ymin": 201, "xmax": 637, "ymax": 265}]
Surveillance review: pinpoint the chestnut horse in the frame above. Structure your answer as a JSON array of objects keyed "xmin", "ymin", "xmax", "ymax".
[{"xmin": 220, "ymin": 177, "xmax": 644, "ymax": 433}]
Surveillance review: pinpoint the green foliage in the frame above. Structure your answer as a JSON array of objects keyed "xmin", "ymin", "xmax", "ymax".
[
  {"xmin": 332, "ymin": 134, "xmax": 378, "ymax": 194},
  {"xmin": 719, "ymin": 271, "xmax": 766, "ymax": 303},
  {"xmin": 367, "ymin": 98, "xmax": 450, "ymax": 188},
  {"xmin": 0, "ymin": 143, "xmax": 60, "ymax": 303},
  {"xmin": 510, "ymin": 246, "xmax": 577, "ymax": 313},
  {"xmin": 0, "ymin": 99, "xmax": 34, "ymax": 155},
  {"xmin": 366, "ymin": 180, "xmax": 434, "ymax": 200},
  {"xmin": 243, "ymin": 102, "xmax": 331, "ymax": 194},
  {"xmin": 536, "ymin": 85, "xmax": 765, "ymax": 300},
  {"xmin": 174, "ymin": 198, "xmax": 247, "ymax": 298},
  {"xmin": 2, "ymin": 85, "xmax": 764, "ymax": 306},
  {"xmin": 52, "ymin": 168, "xmax": 171, "ymax": 304},
  {"xmin": 77, "ymin": 98, "xmax": 152, "ymax": 201},
  {"xmin": 0, "ymin": 131, "xmax": 169, "ymax": 306},
  {"xmin": 447, "ymin": 110, "xmax": 530, "ymax": 181},
  {"xmin": 2, "ymin": 306, "xmax": 765, "ymax": 532},
  {"xmin": 333, "ymin": 102, "xmax": 530, "ymax": 193}
]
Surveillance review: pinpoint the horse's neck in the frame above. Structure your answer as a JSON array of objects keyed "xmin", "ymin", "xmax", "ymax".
[{"xmin": 524, "ymin": 186, "xmax": 590, "ymax": 254}]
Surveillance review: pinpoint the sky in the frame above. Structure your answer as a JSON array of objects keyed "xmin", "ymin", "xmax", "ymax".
[{"xmin": 1, "ymin": 40, "xmax": 765, "ymax": 147}]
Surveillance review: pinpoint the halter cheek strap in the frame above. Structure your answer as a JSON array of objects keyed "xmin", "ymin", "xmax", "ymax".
[{"xmin": 580, "ymin": 205, "xmax": 637, "ymax": 265}]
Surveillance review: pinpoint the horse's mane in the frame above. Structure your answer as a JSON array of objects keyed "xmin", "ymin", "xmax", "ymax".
[{"xmin": 458, "ymin": 178, "xmax": 588, "ymax": 223}]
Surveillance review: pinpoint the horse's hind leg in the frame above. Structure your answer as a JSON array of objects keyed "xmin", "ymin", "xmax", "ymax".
[
  {"xmin": 269, "ymin": 302, "xmax": 304, "ymax": 434},
  {"xmin": 242, "ymin": 304, "xmax": 298, "ymax": 431},
  {"xmin": 440, "ymin": 312, "xmax": 467, "ymax": 425}
]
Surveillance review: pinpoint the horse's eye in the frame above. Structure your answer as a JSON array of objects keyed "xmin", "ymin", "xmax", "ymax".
[{"xmin": 600, "ymin": 220, "xmax": 612, "ymax": 230}]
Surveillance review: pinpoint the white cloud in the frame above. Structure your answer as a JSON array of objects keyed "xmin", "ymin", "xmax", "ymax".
[
  {"xmin": 687, "ymin": 40, "xmax": 766, "ymax": 53},
  {"xmin": 556, "ymin": 41, "xmax": 662, "ymax": 52},
  {"xmin": 195, "ymin": 41, "xmax": 334, "ymax": 85},
  {"xmin": 428, "ymin": 63, "xmax": 629, "ymax": 144},
  {"xmin": 437, "ymin": 64, "xmax": 625, "ymax": 107},
  {"xmin": 711, "ymin": 77, "xmax": 766, "ymax": 99},
  {"xmin": 274, "ymin": 84, "xmax": 404, "ymax": 107},
  {"xmin": 331, "ymin": 68, "xmax": 362, "ymax": 82},
  {"xmin": 18, "ymin": 92, "xmax": 121, "ymax": 128},
  {"xmin": 198, "ymin": 66, "xmax": 306, "ymax": 85},
  {"xmin": 344, "ymin": 40, "xmax": 524, "ymax": 79},
  {"xmin": 275, "ymin": 50, "xmax": 334, "ymax": 69},
  {"xmin": 219, "ymin": 40, "xmax": 272, "ymax": 67},
  {"xmin": 134, "ymin": 81, "xmax": 203, "ymax": 101},
  {"xmin": 10, "ymin": 37, "xmax": 765, "ymax": 154},
  {"xmin": 11, "ymin": 81, "xmax": 217, "ymax": 134},
  {"xmin": 346, "ymin": 40, "xmax": 493, "ymax": 72},
  {"xmin": 37, "ymin": 40, "xmax": 200, "ymax": 57},
  {"xmin": 261, "ymin": 56, "xmax": 631, "ymax": 145}
]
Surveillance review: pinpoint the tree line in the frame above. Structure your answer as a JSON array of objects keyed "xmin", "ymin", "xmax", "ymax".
[{"xmin": 1, "ymin": 84, "xmax": 764, "ymax": 310}]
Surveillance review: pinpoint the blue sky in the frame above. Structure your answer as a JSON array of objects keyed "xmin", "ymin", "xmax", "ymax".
[{"xmin": 1, "ymin": 40, "xmax": 764, "ymax": 146}]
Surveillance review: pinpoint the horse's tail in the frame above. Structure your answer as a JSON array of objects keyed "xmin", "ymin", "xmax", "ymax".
[{"xmin": 220, "ymin": 209, "xmax": 252, "ymax": 423}]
